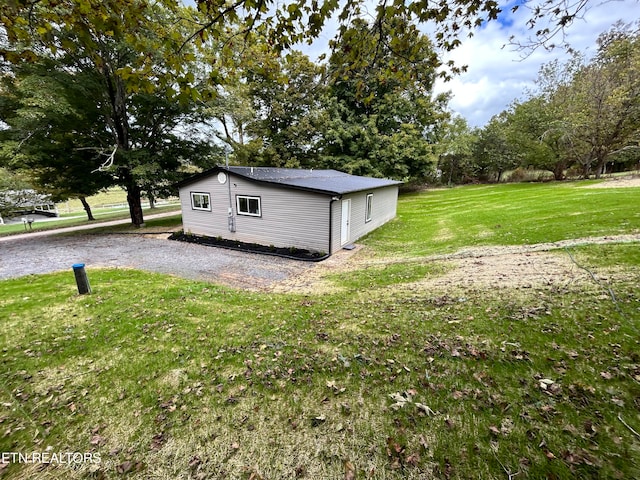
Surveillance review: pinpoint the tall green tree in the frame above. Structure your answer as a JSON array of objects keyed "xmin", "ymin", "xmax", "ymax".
[
  {"xmin": 319, "ymin": 15, "xmax": 449, "ymax": 181},
  {"xmin": 244, "ymin": 50, "xmax": 325, "ymax": 168},
  {"xmin": 0, "ymin": 63, "xmax": 114, "ymax": 220},
  {"xmin": 569, "ymin": 23, "xmax": 640, "ymax": 177},
  {"xmin": 473, "ymin": 114, "xmax": 521, "ymax": 182},
  {"xmin": 437, "ymin": 116, "xmax": 479, "ymax": 185},
  {"xmin": 1, "ymin": 1, "xmax": 211, "ymax": 225},
  {"xmin": 504, "ymin": 97, "xmax": 573, "ymax": 180},
  {"xmin": 0, "ymin": 0, "xmax": 214, "ymax": 225}
]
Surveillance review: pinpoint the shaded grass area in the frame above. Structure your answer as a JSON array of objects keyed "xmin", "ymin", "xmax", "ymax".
[
  {"xmin": 327, "ymin": 260, "xmax": 449, "ymax": 289},
  {"xmin": 365, "ymin": 182, "xmax": 640, "ymax": 257},
  {"xmin": 1, "ymin": 252, "xmax": 639, "ymax": 479},
  {"xmin": 569, "ymin": 243, "xmax": 640, "ymax": 268},
  {"xmin": 0, "ymin": 206, "xmax": 181, "ymax": 237},
  {"xmin": 62, "ymin": 213, "xmax": 184, "ymax": 236},
  {"xmin": 59, "ymin": 188, "xmax": 131, "ymax": 213}
]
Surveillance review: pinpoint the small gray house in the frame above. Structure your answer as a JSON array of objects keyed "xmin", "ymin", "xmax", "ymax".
[{"xmin": 177, "ymin": 166, "xmax": 402, "ymax": 255}]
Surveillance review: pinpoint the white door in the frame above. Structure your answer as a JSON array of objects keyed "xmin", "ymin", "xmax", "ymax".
[{"xmin": 341, "ymin": 199, "xmax": 351, "ymax": 245}]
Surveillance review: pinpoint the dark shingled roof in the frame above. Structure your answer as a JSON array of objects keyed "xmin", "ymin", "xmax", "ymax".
[{"xmin": 178, "ymin": 166, "xmax": 402, "ymax": 195}]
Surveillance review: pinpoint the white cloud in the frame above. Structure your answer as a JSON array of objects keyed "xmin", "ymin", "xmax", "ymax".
[
  {"xmin": 183, "ymin": 0, "xmax": 638, "ymax": 127},
  {"xmin": 434, "ymin": 0, "xmax": 640, "ymax": 127}
]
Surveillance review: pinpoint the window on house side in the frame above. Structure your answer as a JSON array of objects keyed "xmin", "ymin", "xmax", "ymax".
[
  {"xmin": 237, "ymin": 195, "xmax": 261, "ymax": 217},
  {"xmin": 365, "ymin": 193, "xmax": 373, "ymax": 223},
  {"xmin": 191, "ymin": 192, "xmax": 211, "ymax": 211}
]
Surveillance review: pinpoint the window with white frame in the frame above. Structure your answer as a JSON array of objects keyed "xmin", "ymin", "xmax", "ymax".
[
  {"xmin": 191, "ymin": 192, "xmax": 211, "ymax": 211},
  {"xmin": 236, "ymin": 195, "xmax": 261, "ymax": 217},
  {"xmin": 365, "ymin": 193, "xmax": 373, "ymax": 222}
]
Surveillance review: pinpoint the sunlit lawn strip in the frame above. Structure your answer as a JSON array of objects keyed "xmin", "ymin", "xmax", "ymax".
[
  {"xmin": 365, "ymin": 182, "xmax": 640, "ymax": 257},
  {"xmin": 0, "ymin": 206, "xmax": 181, "ymax": 237}
]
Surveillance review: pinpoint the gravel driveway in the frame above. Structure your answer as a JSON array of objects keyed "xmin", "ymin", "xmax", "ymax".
[{"xmin": 0, "ymin": 233, "xmax": 314, "ymax": 290}]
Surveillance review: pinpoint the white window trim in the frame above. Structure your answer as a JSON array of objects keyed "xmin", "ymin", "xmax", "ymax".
[
  {"xmin": 365, "ymin": 193, "xmax": 373, "ymax": 223},
  {"xmin": 236, "ymin": 195, "xmax": 261, "ymax": 217},
  {"xmin": 190, "ymin": 192, "xmax": 211, "ymax": 211}
]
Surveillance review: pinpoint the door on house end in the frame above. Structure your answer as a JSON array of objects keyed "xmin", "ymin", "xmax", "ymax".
[{"xmin": 341, "ymin": 199, "xmax": 351, "ymax": 245}]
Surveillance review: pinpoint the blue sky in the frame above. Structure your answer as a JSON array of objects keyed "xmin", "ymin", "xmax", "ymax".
[
  {"xmin": 431, "ymin": 0, "xmax": 640, "ymax": 126},
  {"xmin": 182, "ymin": 1, "xmax": 639, "ymax": 127},
  {"xmin": 278, "ymin": 0, "xmax": 640, "ymax": 127}
]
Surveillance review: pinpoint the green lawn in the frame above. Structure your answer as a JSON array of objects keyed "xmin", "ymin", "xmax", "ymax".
[
  {"xmin": 1, "ymin": 181, "xmax": 639, "ymax": 479},
  {"xmin": 0, "ymin": 205, "xmax": 181, "ymax": 237},
  {"xmin": 365, "ymin": 181, "xmax": 640, "ymax": 257},
  {"xmin": 0, "ymin": 187, "xmax": 180, "ymax": 237}
]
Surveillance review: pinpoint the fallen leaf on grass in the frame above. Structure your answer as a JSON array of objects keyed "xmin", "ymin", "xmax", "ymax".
[
  {"xmin": 294, "ymin": 465, "xmax": 306, "ymax": 478},
  {"xmin": 584, "ymin": 420, "xmax": 597, "ymax": 436},
  {"xmin": 387, "ymin": 437, "xmax": 405, "ymax": 457},
  {"xmin": 405, "ymin": 452, "xmax": 420, "ymax": 466},
  {"xmin": 539, "ymin": 378, "xmax": 554, "ymax": 390},
  {"xmin": 611, "ymin": 397, "xmax": 624, "ymax": 407},
  {"xmin": 116, "ymin": 460, "xmax": 144, "ymax": 474},
  {"xmin": 562, "ymin": 448, "xmax": 600, "ymax": 467},
  {"xmin": 452, "ymin": 390, "xmax": 464, "ymax": 400},
  {"xmin": 326, "ymin": 380, "xmax": 346, "ymax": 395},
  {"xmin": 389, "ymin": 391, "xmax": 412, "ymax": 410},
  {"xmin": 415, "ymin": 403, "xmax": 436, "ymax": 416},
  {"xmin": 245, "ymin": 468, "xmax": 264, "ymax": 480},
  {"xmin": 150, "ymin": 432, "xmax": 167, "ymax": 451},
  {"xmin": 311, "ymin": 415, "xmax": 326, "ymax": 427},
  {"xmin": 188, "ymin": 456, "xmax": 202, "ymax": 470},
  {"xmin": 344, "ymin": 460, "xmax": 356, "ymax": 480}
]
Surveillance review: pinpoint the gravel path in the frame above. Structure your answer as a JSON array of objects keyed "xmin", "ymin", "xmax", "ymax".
[{"xmin": 0, "ymin": 232, "xmax": 315, "ymax": 290}]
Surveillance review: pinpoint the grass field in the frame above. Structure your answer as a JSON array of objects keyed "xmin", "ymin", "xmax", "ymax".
[
  {"xmin": 0, "ymin": 180, "xmax": 639, "ymax": 479},
  {"xmin": 366, "ymin": 181, "xmax": 640, "ymax": 257},
  {"xmin": 0, "ymin": 188, "xmax": 180, "ymax": 237}
]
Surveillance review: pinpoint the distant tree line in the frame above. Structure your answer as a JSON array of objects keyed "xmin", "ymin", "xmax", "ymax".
[
  {"xmin": 439, "ymin": 22, "xmax": 640, "ymax": 185},
  {"xmin": 0, "ymin": 1, "xmax": 637, "ymax": 225},
  {"xmin": 0, "ymin": 2, "xmax": 450, "ymax": 224}
]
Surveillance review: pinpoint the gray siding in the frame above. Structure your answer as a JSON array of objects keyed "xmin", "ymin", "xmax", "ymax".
[
  {"xmin": 180, "ymin": 174, "xmax": 398, "ymax": 256},
  {"xmin": 335, "ymin": 186, "xmax": 398, "ymax": 251},
  {"xmin": 180, "ymin": 174, "xmax": 332, "ymax": 253}
]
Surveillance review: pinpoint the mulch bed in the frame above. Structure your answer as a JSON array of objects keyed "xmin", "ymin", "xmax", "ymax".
[{"xmin": 168, "ymin": 231, "xmax": 329, "ymax": 262}]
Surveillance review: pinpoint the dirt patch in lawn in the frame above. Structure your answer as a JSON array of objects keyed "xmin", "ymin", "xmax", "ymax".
[
  {"xmin": 580, "ymin": 175, "xmax": 640, "ymax": 189},
  {"xmin": 412, "ymin": 250, "xmax": 580, "ymax": 291},
  {"xmin": 273, "ymin": 234, "xmax": 640, "ymax": 294}
]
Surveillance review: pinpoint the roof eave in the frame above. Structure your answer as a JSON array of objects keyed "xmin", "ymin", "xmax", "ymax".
[{"xmin": 177, "ymin": 165, "xmax": 403, "ymax": 195}]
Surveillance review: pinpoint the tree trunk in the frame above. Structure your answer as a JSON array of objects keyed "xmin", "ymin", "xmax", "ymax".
[
  {"xmin": 79, "ymin": 196, "xmax": 95, "ymax": 221},
  {"xmin": 594, "ymin": 156, "xmax": 607, "ymax": 179},
  {"xmin": 552, "ymin": 160, "xmax": 566, "ymax": 181},
  {"xmin": 148, "ymin": 192, "xmax": 156, "ymax": 209},
  {"xmin": 127, "ymin": 183, "xmax": 145, "ymax": 227},
  {"xmin": 120, "ymin": 170, "xmax": 144, "ymax": 227}
]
